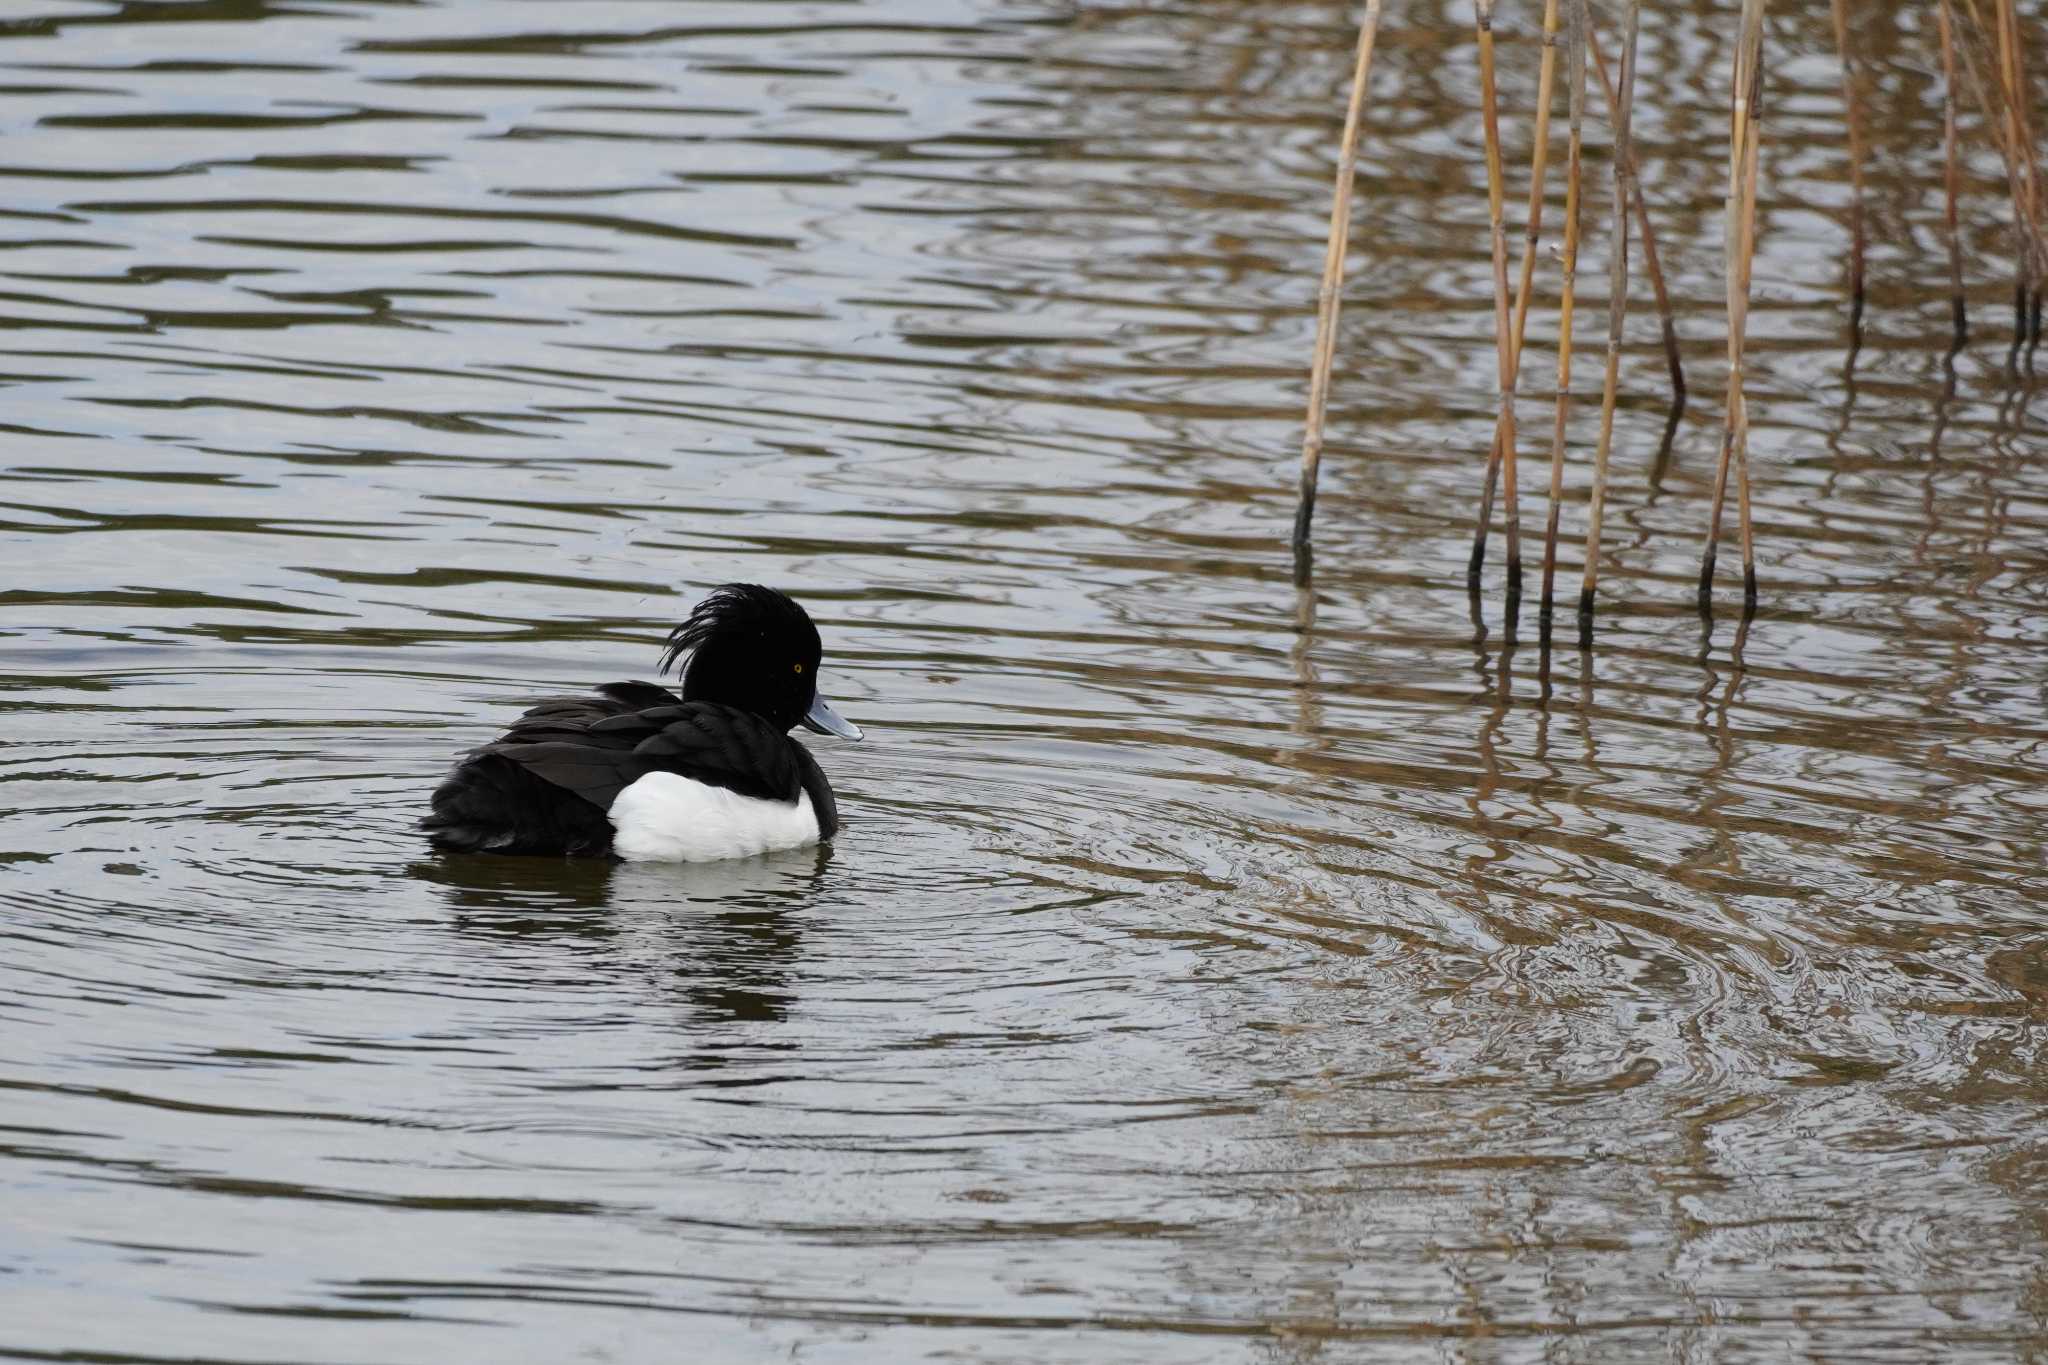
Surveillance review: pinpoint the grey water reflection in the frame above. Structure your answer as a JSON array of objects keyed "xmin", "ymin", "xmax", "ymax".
[{"xmin": 2, "ymin": 0, "xmax": 2046, "ymax": 1360}]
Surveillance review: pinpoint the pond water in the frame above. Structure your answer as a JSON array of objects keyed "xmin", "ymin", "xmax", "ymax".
[{"xmin": 3, "ymin": 1, "xmax": 2045, "ymax": 1360}]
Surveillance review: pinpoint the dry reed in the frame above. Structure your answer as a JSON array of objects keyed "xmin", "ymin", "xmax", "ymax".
[
  {"xmin": 1469, "ymin": 0, "xmax": 1529, "ymax": 622},
  {"xmin": 1291, "ymin": 0, "xmax": 2048, "ymax": 627},
  {"xmin": 1699, "ymin": 0, "xmax": 1766, "ymax": 613},
  {"xmin": 1939, "ymin": 0, "xmax": 1968, "ymax": 344},
  {"xmin": 1733, "ymin": 33, "xmax": 1762, "ymax": 605},
  {"xmin": 1994, "ymin": 0, "xmax": 2044, "ymax": 345},
  {"xmin": 1829, "ymin": 0, "xmax": 1869, "ymax": 324},
  {"xmin": 1470, "ymin": 0, "xmax": 1564, "ymax": 612},
  {"xmin": 1588, "ymin": 27, "xmax": 1685, "ymax": 405},
  {"xmin": 1577, "ymin": 1, "xmax": 1638, "ymax": 642},
  {"xmin": 1957, "ymin": 0, "xmax": 2047, "ymax": 346},
  {"xmin": 1291, "ymin": 0, "xmax": 1384, "ymax": 572},
  {"xmin": 1540, "ymin": 0, "xmax": 1588, "ymax": 629}
]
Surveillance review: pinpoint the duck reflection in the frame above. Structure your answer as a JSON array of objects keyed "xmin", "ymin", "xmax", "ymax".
[{"xmin": 409, "ymin": 844, "xmax": 833, "ymax": 1024}]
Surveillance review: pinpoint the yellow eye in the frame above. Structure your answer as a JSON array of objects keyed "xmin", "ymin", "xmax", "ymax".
[{"xmin": 793, "ymin": 663, "xmax": 805, "ymax": 674}]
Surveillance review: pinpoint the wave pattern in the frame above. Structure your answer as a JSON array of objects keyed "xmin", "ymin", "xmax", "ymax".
[{"xmin": 1, "ymin": 0, "xmax": 2044, "ymax": 1360}]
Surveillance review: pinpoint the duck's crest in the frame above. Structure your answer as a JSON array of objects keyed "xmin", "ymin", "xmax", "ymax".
[{"xmin": 659, "ymin": 583, "xmax": 811, "ymax": 678}]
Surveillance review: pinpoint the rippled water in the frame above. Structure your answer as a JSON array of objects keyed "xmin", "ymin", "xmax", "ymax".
[{"xmin": 3, "ymin": 1, "xmax": 2045, "ymax": 1359}]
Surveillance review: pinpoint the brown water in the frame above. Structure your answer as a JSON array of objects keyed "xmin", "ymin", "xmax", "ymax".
[{"xmin": 3, "ymin": 1, "xmax": 2045, "ymax": 1360}]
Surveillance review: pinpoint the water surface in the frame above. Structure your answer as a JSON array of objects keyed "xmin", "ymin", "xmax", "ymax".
[{"xmin": 3, "ymin": 1, "xmax": 2046, "ymax": 1360}]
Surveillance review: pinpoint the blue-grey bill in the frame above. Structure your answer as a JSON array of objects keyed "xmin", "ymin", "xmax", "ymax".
[{"xmin": 803, "ymin": 694, "xmax": 863, "ymax": 741}]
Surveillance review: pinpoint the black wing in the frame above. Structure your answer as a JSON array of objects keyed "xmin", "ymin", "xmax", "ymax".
[
  {"xmin": 502, "ymin": 680, "xmax": 681, "ymax": 733},
  {"xmin": 489, "ymin": 698, "xmax": 804, "ymax": 812}
]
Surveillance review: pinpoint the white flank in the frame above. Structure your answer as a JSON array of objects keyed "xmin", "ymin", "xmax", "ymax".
[{"xmin": 608, "ymin": 772, "xmax": 820, "ymax": 863}]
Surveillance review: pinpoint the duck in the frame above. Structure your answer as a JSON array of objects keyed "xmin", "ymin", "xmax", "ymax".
[{"xmin": 422, "ymin": 583, "xmax": 861, "ymax": 861}]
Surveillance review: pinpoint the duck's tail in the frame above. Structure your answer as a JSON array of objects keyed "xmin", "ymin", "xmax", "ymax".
[{"xmin": 422, "ymin": 753, "xmax": 616, "ymax": 858}]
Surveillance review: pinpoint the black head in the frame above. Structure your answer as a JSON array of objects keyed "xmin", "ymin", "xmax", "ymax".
[{"xmin": 660, "ymin": 584, "xmax": 861, "ymax": 740}]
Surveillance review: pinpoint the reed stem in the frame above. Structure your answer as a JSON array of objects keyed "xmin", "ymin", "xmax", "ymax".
[
  {"xmin": 1471, "ymin": 0, "xmax": 1526, "ymax": 624},
  {"xmin": 1514, "ymin": 0, "xmax": 1565, "ymax": 374},
  {"xmin": 1996, "ymin": 0, "xmax": 2033, "ymax": 340},
  {"xmin": 1700, "ymin": 0, "xmax": 1766, "ymax": 612},
  {"xmin": 1578, "ymin": 0, "xmax": 1637, "ymax": 644},
  {"xmin": 1961, "ymin": 0, "xmax": 2048, "ymax": 346},
  {"xmin": 1829, "ymin": 0, "xmax": 1868, "ymax": 325},
  {"xmin": 1292, "ymin": 0, "xmax": 1384, "ymax": 567},
  {"xmin": 1541, "ymin": 0, "xmax": 1588, "ymax": 630},
  {"xmin": 1996, "ymin": 0, "xmax": 2045, "ymax": 346},
  {"xmin": 1735, "ymin": 54, "xmax": 1763, "ymax": 609},
  {"xmin": 1588, "ymin": 25, "xmax": 1685, "ymax": 406},
  {"xmin": 1939, "ymin": 0, "xmax": 1968, "ymax": 345},
  {"xmin": 1466, "ymin": 0, "xmax": 1556, "ymax": 609},
  {"xmin": 1471, "ymin": 0, "xmax": 1565, "ymax": 613},
  {"xmin": 1466, "ymin": 0, "xmax": 1556, "ymax": 613}
]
